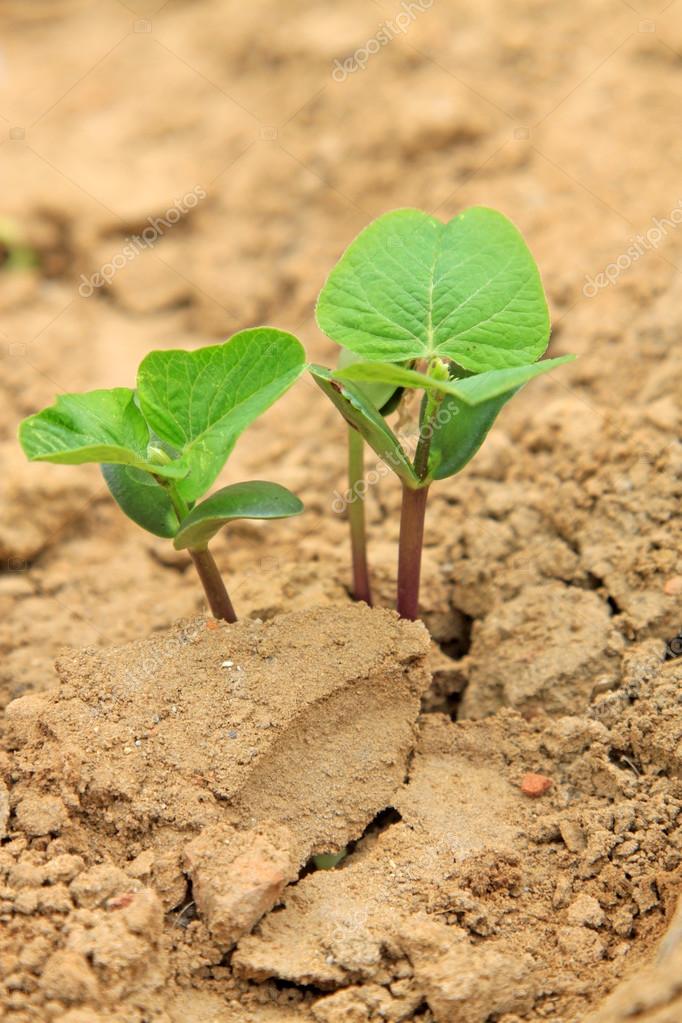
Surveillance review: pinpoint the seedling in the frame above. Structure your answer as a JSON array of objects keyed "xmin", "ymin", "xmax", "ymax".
[
  {"xmin": 313, "ymin": 207, "xmax": 574, "ymax": 620},
  {"xmin": 19, "ymin": 328, "xmax": 306, "ymax": 623}
]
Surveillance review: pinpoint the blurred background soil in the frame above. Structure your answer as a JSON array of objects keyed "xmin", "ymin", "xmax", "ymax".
[{"xmin": 0, "ymin": 1, "xmax": 682, "ymax": 1020}]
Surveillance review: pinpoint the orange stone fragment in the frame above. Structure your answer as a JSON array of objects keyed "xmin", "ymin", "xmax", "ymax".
[{"xmin": 520, "ymin": 773, "xmax": 552, "ymax": 797}]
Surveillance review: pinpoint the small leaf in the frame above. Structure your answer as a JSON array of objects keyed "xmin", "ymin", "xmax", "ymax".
[
  {"xmin": 317, "ymin": 207, "xmax": 550, "ymax": 370},
  {"xmin": 173, "ymin": 481, "xmax": 303, "ymax": 550},
  {"xmin": 310, "ymin": 365, "xmax": 420, "ymax": 488},
  {"xmin": 428, "ymin": 390, "xmax": 517, "ymax": 481},
  {"xmin": 446, "ymin": 357, "xmax": 574, "ymax": 404},
  {"xmin": 18, "ymin": 389, "xmax": 186, "ymax": 478},
  {"xmin": 337, "ymin": 348, "xmax": 399, "ymax": 413},
  {"xmin": 102, "ymin": 464, "xmax": 180, "ymax": 538},
  {"xmin": 335, "ymin": 356, "xmax": 574, "ymax": 406},
  {"xmin": 427, "ymin": 358, "xmax": 573, "ymax": 481},
  {"xmin": 137, "ymin": 328, "xmax": 306, "ymax": 502}
]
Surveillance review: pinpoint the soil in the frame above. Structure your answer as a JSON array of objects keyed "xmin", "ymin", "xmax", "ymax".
[{"xmin": 1, "ymin": 1, "xmax": 682, "ymax": 1021}]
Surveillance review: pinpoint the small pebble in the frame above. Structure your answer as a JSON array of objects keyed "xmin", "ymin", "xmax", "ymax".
[
  {"xmin": 664, "ymin": 576, "xmax": 682, "ymax": 595},
  {"xmin": 520, "ymin": 773, "xmax": 553, "ymax": 797},
  {"xmin": 221, "ymin": 660, "xmax": 234, "ymax": 668}
]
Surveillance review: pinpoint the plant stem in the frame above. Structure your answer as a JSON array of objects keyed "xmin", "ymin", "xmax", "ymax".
[
  {"xmin": 397, "ymin": 370, "xmax": 439, "ymax": 621},
  {"xmin": 188, "ymin": 547, "xmax": 237, "ymax": 623},
  {"xmin": 413, "ymin": 422, "xmax": 432, "ymax": 480},
  {"xmin": 164, "ymin": 482, "xmax": 190, "ymax": 522},
  {"xmin": 347, "ymin": 426, "xmax": 372, "ymax": 605},
  {"xmin": 163, "ymin": 482, "xmax": 237, "ymax": 623},
  {"xmin": 397, "ymin": 483, "xmax": 429, "ymax": 621}
]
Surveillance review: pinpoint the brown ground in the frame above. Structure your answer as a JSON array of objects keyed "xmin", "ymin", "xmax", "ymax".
[{"xmin": 1, "ymin": 0, "xmax": 682, "ymax": 1020}]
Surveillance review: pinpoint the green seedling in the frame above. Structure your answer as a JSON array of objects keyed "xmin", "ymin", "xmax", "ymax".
[
  {"xmin": 19, "ymin": 328, "xmax": 306, "ymax": 623},
  {"xmin": 313, "ymin": 206, "xmax": 574, "ymax": 620}
]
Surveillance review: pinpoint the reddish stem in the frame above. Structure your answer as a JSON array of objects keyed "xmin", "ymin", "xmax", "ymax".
[
  {"xmin": 396, "ymin": 483, "xmax": 429, "ymax": 620},
  {"xmin": 189, "ymin": 547, "xmax": 237, "ymax": 623}
]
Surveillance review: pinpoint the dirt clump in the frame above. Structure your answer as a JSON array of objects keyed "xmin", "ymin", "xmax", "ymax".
[
  {"xmin": 6, "ymin": 603, "xmax": 430, "ymax": 868},
  {"xmin": 0, "ymin": 604, "xmax": 429, "ymax": 1022},
  {"xmin": 184, "ymin": 822, "xmax": 299, "ymax": 948},
  {"xmin": 460, "ymin": 582, "xmax": 624, "ymax": 719},
  {"xmin": 234, "ymin": 699, "xmax": 682, "ymax": 1022}
]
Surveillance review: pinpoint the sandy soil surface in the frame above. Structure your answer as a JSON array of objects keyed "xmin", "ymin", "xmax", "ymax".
[{"xmin": 1, "ymin": 1, "xmax": 682, "ymax": 1020}]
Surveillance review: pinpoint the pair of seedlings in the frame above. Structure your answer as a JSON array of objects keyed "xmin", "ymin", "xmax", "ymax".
[{"xmin": 19, "ymin": 207, "xmax": 572, "ymax": 623}]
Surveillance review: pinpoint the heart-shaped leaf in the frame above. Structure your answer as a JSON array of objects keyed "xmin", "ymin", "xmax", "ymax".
[
  {"xmin": 137, "ymin": 328, "xmax": 306, "ymax": 502},
  {"xmin": 102, "ymin": 464, "xmax": 180, "ymax": 538},
  {"xmin": 317, "ymin": 207, "xmax": 550, "ymax": 370},
  {"xmin": 335, "ymin": 356, "xmax": 574, "ymax": 406},
  {"xmin": 173, "ymin": 481, "xmax": 303, "ymax": 550},
  {"xmin": 18, "ymin": 389, "xmax": 186, "ymax": 478},
  {"xmin": 310, "ymin": 365, "xmax": 419, "ymax": 488}
]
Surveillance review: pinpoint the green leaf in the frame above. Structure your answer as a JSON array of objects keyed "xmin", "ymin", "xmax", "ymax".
[
  {"xmin": 427, "ymin": 358, "xmax": 573, "ymax": 481},
  {"xmin": 335, "ymin": 356, "xmax": 574, "ymax": 406},
  {"xmin": 18, "ymin": 389, "xmax": 186, "ymax": 478},
  {"xmin": 310, "ymin": 365, "xmax": 419, "ymax": 488},
  {"xmin": 317, "ymin": 207, "xmax": 550, "ymax": 370},
  {"xmin": 448, "ymin": 357, "xmax": 574, "ymax": 404},
  {"xmin": 428, "ymin": 390, "xmax": 518, "ymax": 481},
  {"xmin": 101, "ymin": 464, "xmax": 180, "ymax": 538},
  {"xmin": 173, "ymin": 481, "xmax": 303, "ymax": 550},
  {"xmin": 337, "ymin": 348, "xmax": 398, "ymax": 413},
  {"xmin": 137, "ymin": 328, "xmax": 306, "ymax": 502}
]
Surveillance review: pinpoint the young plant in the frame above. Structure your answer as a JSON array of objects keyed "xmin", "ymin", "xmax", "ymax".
[
  {"xmin": 19, "ymin": 328, "xmax": 306, "ymax": 623},
  {"xmin": 312, "ymin": 207, "xmax": 574, "ymax": 620}
]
